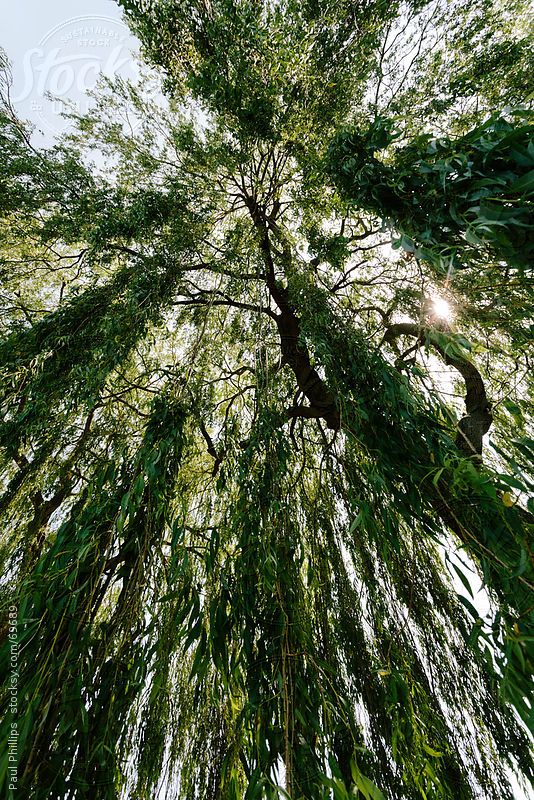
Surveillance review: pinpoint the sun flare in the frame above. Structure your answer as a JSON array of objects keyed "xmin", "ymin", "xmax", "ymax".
[{"xmin": 432, "ymin": 296, "xmax": 453, "ymax": 321}]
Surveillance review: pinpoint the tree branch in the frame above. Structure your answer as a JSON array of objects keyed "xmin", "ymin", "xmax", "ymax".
[{"xmin": 384, "ymin": 322, "xmax": 492, "ymax": 457}]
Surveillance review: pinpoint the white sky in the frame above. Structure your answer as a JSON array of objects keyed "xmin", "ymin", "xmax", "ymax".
[{"xmin": 1, "ymin": 0, "xmax": 140, "ymax": 145}]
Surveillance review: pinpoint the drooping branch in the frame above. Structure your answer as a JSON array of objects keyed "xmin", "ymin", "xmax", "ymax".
[
  {"xmin": 384, "ymin": 322, "xmax": 492, "ymax": 457},
  {"xmin": 16, "ymin": 408, "xmax": 96, "ymax": 571}
]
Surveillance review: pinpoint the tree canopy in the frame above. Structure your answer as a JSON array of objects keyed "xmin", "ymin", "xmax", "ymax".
[{"xmin": 0, "ymin": 1, "xmax": 533, "ymax": 798}]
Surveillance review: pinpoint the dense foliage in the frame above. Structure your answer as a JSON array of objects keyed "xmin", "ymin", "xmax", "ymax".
[
  {"xmin": 328, "ymin": 112, "xmax": 534, "ymax": 271},
  {"xmin": 0, "ymin": 1, "xmax": 532, "ymax": 798}
]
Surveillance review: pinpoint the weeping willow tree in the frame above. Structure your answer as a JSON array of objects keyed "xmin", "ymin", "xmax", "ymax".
[{"xmin": 0, "ymin": 0, "xmax": 533, "ymax": 797}]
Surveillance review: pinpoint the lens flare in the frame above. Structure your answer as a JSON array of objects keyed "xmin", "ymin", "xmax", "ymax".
[{"xmin": 432, "ymin": 297, "xmax": 452, "ymax": 320}]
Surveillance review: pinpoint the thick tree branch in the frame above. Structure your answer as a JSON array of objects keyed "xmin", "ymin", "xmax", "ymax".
[
  {"xmin": 384, "ymin": 322, "xmax": 492, "ymax": 457},
  {"xmin": 245, "ymin": 197, "xmax": 340, "ymax": 430}
]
